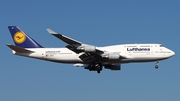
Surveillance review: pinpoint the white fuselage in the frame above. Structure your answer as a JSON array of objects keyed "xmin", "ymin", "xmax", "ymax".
[{"xmin": 13, "ymin": 44, "xmax": 175, "ymax": 65}]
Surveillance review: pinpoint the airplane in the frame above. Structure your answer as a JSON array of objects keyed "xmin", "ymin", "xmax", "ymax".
[{"xmin": 7, "ymin": 26, "xmax": 175, "ymax": 73}]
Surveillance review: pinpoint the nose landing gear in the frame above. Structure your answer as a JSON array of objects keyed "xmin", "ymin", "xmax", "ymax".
[{"xmin": 155, "ymin": 62, "xmax": 159, "ymax": 69}]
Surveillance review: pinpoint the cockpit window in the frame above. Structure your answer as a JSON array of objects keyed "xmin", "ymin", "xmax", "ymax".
[{"xmin": 160, "ymin": 45, "xmax": 164, "ymax": 47}]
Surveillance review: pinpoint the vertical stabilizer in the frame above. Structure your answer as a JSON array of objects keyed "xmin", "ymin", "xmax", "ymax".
[{"xmin": 8, "ymin": 26, "xmax": 43, "ymax": 48}]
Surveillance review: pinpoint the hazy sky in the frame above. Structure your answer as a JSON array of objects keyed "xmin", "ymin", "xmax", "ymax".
[{"xmin": 1, "ymin": 0, "xmax": 180, "ymax": 101}]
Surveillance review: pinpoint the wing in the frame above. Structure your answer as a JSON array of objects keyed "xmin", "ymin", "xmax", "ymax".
[
  {"xmin": 46, "ymin": 29, "xmax": 82, "ymax": 45},
  {"xmin": 46, "ymin": 29, "xmax": 128, "ymax": 63},
  {"xmin": 46, "ymin": 28, "xmax": 105, "ymax": 62},
  {"xmin": 46, "ymin": 29, "xmax": 103, "ymax": 53}
]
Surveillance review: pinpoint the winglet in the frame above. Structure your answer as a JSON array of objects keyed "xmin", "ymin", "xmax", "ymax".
[
  {"xmin": 7, "ymin": 44, "xmax": 33, "ymax": 53},
  {"xmin": 46, "ymin": 28, "xmax": 58, "ymax": 34},
  {"xmin": 46, "ymin": 28, "xmax": 82, "ymax": 45}
]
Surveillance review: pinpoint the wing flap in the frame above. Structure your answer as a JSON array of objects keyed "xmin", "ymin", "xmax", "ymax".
[{"xmin": 7, "ymin": 44, "xmax": 34, "ymax": 53}]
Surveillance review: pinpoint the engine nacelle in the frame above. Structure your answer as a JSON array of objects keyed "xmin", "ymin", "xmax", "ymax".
[
  {"xmin": 73, "ymin": 63, "xmax": 85, "ymax": 67},
  {"xmin": 77, "ymin": 45, "xmax": 96, "ymax": 52},
  {"xmin": 84, "ymin": 64, "xmax": 102, "ymax": 71},
  {"xmin": 84, "ymin": 66, "xmax": 96, "ymax": 71},
  {"xmin": 102, "ymin": 53, "xmax": 120, "ymax": 59},
  {"xmin": 104, "ymin": 64, "xmax": 121, "ymax": 70}
]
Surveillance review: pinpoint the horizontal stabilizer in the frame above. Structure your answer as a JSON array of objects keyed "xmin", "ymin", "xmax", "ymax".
[
  {"xmin": 46, "ymin": 29, "xmax": 82, "ymax": 45},
  {"xmin": 6, "ymin": 44, "xmax": 33, "ymax": 53}
]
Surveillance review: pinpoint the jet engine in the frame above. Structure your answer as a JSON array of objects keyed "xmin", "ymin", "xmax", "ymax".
[
  {"xmin": 104, "ymin": 64, "xmax": 121, "ymax": 70},
  {"xmin": 77, "ymin": 45, "xmax": 96, "ymax": 52},
  {"xmin": 73, "ymin": 63, "xmax": 85, "ymax": 67},
  {"xmin": 102, "ymin": 53, "xmax": 120, "ymax": 59}
]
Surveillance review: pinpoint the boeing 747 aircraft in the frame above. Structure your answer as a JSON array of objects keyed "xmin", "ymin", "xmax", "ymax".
[{"xmin": 7, "ymin": 26, "xmax": 175, "ymax": 73}]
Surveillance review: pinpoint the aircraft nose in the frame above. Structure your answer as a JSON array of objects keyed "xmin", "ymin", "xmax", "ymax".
[
  {"xmin": 166, "ymin": 49, "xmax": 175, "ymax": 58},
  {"xmin": 171, "ymin": 50, "xmax": 175, "ymax": 56}
]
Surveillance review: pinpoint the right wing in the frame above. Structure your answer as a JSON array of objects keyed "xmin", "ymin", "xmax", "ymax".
[
  {"xmin": 46, "ymin": 29, "xmax": 82, "ymax": 45},
  {"xmin": 46, "ymin": 28, "xmax": 103, "ymax": 54},
  {"xmin": 47, "ymin": 28, "xmax": 105, "ymax": 62},
  {"xmin": 46, "ymin": 29, "xmax": 128, "ymax": 62}
]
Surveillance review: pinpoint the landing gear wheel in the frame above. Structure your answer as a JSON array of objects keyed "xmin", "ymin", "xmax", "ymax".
[
  {"xmin": 155, "ymin": 62, "xmax": 159, "ymax": 69},
  {"xmin": 155, "ymin": 65, "xmax": 158, "ymax": 69},
  {"xmin": 95, "ymin": 63, "xmax": 102, "ymax": 74},
  {"xmin": 97, "ymin": 70, "xmax": 101, "ymax": 74}
]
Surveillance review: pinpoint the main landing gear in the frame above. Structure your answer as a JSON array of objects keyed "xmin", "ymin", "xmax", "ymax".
[
  {"xmin": 155, "ymin": 61, "xmax": 159, "ymax": 69},
  {"xmin": 95, "ymin": 64, "xmax": 102, "ymax": 74},
  {"xmin": 87, "ymin": 64, "xmax": 102, "ymax": 74},
  {"xmin": 97, "ymin": 70, "xmax": 101, "ymax": 74}
]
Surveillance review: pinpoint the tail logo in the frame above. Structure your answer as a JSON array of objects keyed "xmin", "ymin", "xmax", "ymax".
[{"xmin": 14, "ymin": 31, "xmax": 26, "ymax": 44}]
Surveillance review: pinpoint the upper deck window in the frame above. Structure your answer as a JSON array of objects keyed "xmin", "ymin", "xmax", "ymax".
[
  {"xmin": 127, "ymin": 46, "xmax": 137, "ymax": 47},
  {"xmin": 140, "ymin": 46, "xmax": 150, "ymax": 47}
]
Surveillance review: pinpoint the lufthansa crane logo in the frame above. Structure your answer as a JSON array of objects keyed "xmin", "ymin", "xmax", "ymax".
[{"xmin": 14, "ymin": 32, "xmax": 26, "ymax": 44}]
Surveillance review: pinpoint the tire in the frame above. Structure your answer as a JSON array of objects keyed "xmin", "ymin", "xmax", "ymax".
[{"xmin": 155, "ymin": 65, "xmax": 158, "ymax": 69}]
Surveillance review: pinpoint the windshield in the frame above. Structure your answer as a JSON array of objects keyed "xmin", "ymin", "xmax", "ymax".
[{"xmin": 160, "ymin": 44, "xmax": 164, "ymax": 47}]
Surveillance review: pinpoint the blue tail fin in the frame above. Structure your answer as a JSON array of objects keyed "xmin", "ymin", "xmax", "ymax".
[{"xmin": 8, "ymin": 26, "xmax": 43, "ymax": 48}]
